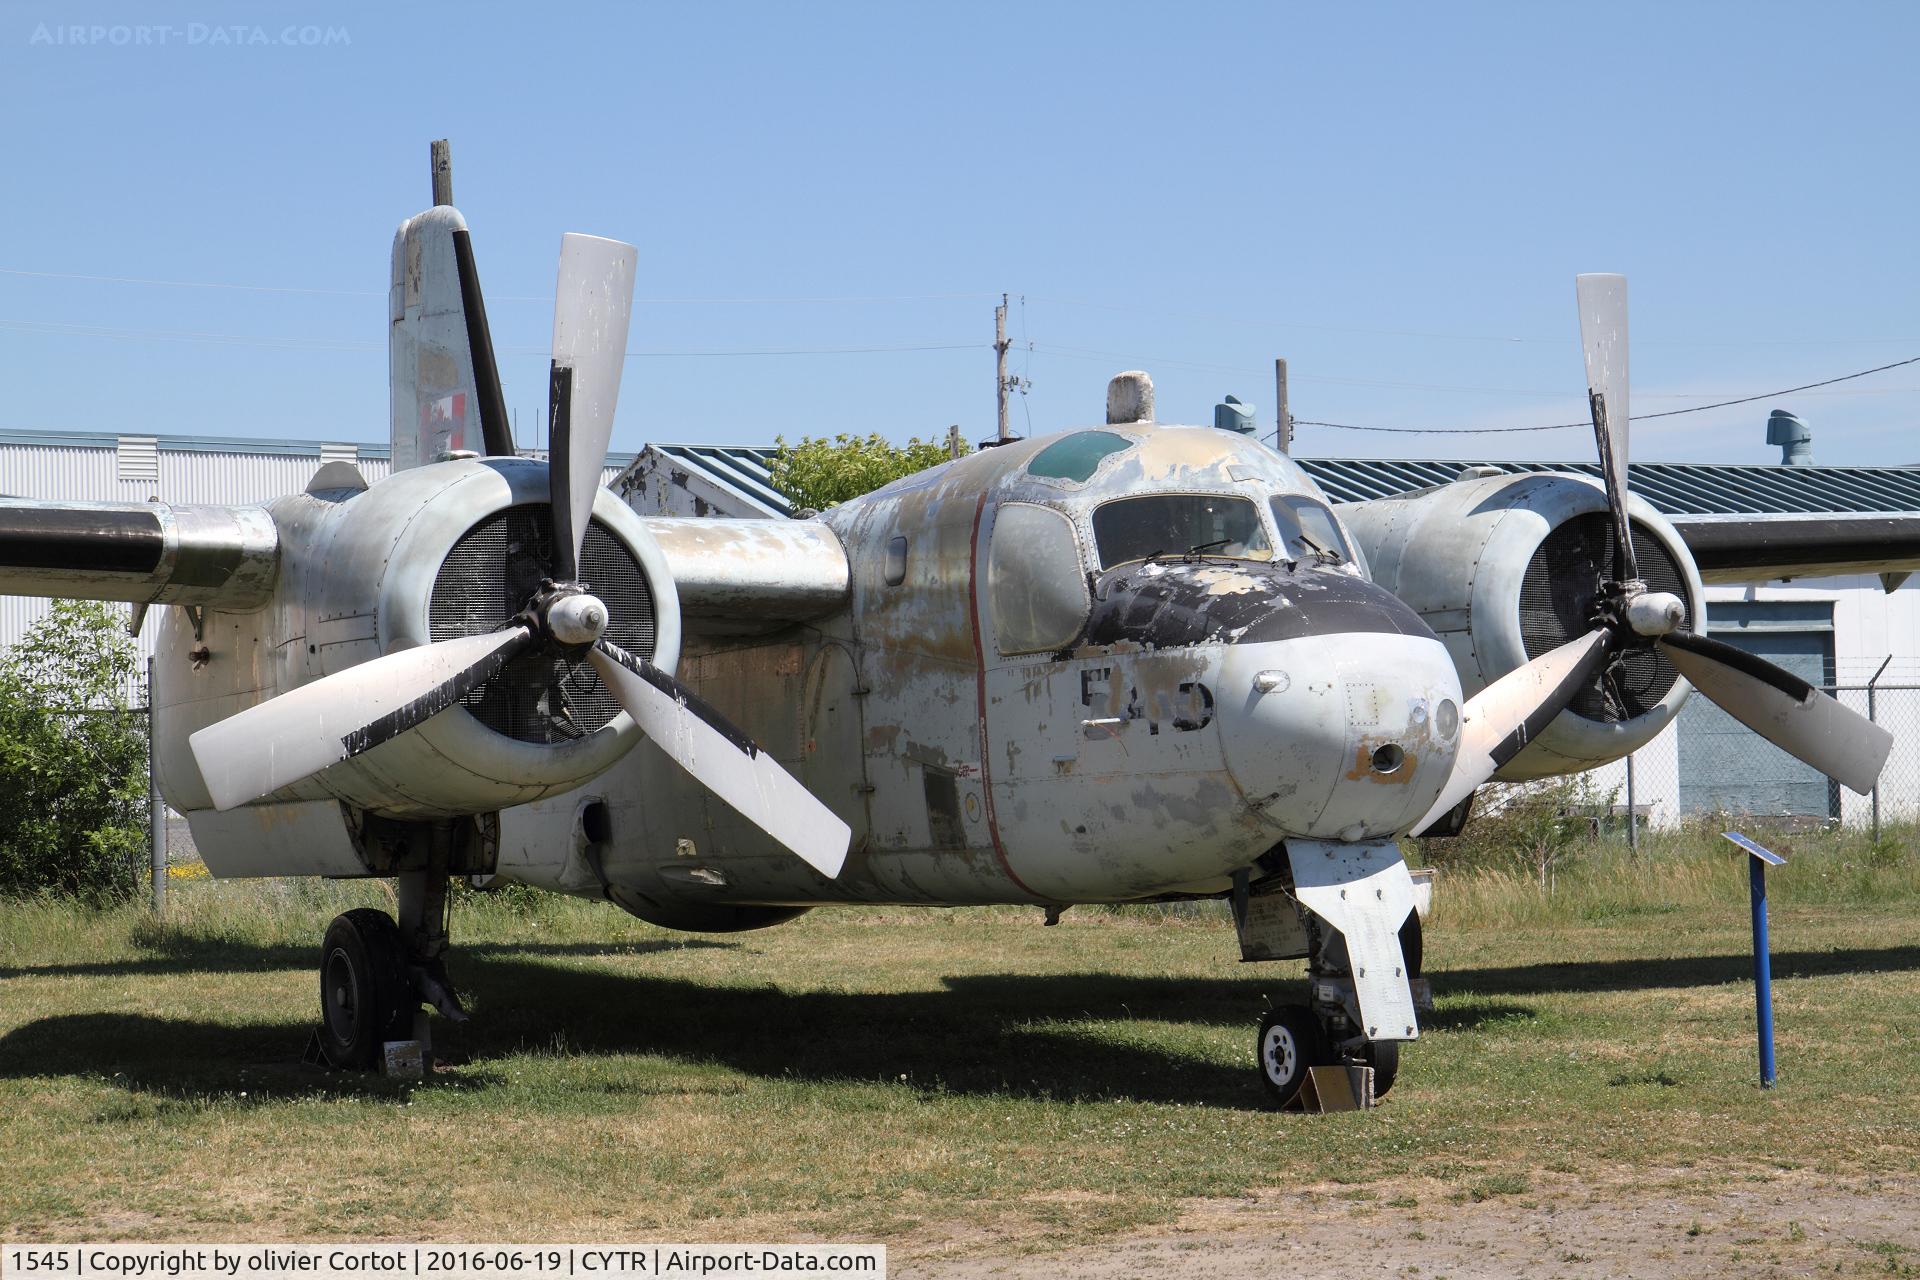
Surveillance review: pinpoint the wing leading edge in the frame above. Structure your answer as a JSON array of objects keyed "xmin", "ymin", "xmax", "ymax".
[{"xmin": 0, "ymin": 498, "xmax": 277, "ymax": 608}]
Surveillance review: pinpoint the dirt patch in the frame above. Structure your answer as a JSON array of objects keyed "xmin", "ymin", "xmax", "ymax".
[{"xmin": 902, "ymin": 1168, "xmax": 1920, "ymax": 1279}]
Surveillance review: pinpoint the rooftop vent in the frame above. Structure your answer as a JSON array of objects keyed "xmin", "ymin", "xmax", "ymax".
[
  {"xmin": 1766, "ymin": 409, "xmax": 1812, "ymax": 466},
  {"xmin": 1214, "ymin": 394, "xmax": 1257, "ymax": 434}
]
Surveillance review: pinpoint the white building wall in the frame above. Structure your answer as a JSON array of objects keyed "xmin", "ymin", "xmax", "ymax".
[
  {"xmin": 0, "ymin": 436, "xmax": 392, "ymax": 685},
  {"xmin": 0, "ymin": 435, "xmax": 624, "ymax": 689}
]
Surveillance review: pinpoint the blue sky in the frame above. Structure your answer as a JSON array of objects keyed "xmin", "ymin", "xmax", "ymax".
[{"xmin": 1, "ymin": 1, "xmax": 1915, "ymax": 465}]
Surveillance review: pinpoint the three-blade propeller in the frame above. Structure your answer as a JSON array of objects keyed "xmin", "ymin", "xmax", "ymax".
[
  {"xmin": 1410, "ymin": 275, "xmax": 1892, "ymax": 835},
  {"xmin": 189, "ymin": 229, "xmax": 850, "ymax": 879}
]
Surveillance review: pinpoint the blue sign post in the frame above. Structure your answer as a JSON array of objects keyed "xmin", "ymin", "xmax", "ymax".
[{"xmin": 1722, "ymin": 831, "xmax": 1786, "ymax": 1088}]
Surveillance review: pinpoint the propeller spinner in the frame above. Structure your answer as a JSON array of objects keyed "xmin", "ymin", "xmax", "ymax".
[
  {"xmin": 1411, "ymin": 275, "xmax": 1893, "ymax": 834},
  {"xmin": 189, "ymin": 231, "xmax": 851, "ymax": 878}
]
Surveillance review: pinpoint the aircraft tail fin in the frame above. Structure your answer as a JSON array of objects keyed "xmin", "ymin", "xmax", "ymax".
[{"xmin": 387, "ymin": 205, "xmax": 513, "ymax": 470}]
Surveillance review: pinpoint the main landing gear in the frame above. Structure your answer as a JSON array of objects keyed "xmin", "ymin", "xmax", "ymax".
[{"xmin": 312, "ymin": 821, "xmax": 478, "ymax": 1072}]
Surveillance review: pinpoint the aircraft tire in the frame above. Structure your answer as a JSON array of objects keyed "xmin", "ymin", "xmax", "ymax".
[
  {"xmin": 1365, "ymin": 1039, "xmax": 1400, "ymax": 1098},
  {"xmin": 319, "ymin": 908, "xmax": 412, "ymax": 1070},
  {"xmin": 1257, "ymin": 1004, "xmax": 1328, "ymax": 1109}
]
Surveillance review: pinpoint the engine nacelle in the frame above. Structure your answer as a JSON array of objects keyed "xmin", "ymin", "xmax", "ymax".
[
  {"xmin": 1340, "ymin": 472, "xmax": 1705, "ymax": 779},
  {"xmin": 157, "ymin": 456, "xmax": 682, "ymax": 820}
]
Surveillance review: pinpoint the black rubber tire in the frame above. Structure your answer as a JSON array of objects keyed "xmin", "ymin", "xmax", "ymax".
[
  {"xmin": 319, "ymin": 908, "xmax": 412, "ymax": 1070},
  {"xmin": 1400, "ymin": 911, "xmax": 1423, "ymax": 979},
  {"xmin": 1257, "ymin": 1004, "xmax": 1329, "ymax": 1109},
  {"xmin": 1365, "ymin": 1039, "xmax": 1401, "ymax": 1099}
]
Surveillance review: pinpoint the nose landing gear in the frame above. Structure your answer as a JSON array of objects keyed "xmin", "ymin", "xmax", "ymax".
[
  {"xmin": 1256, "ymin": 1003, "xmax": 1330, "ymax": 1106},
  {"xmin": 1233, "ymin": 861, "xmax": 1427, "ymax": 1108}
]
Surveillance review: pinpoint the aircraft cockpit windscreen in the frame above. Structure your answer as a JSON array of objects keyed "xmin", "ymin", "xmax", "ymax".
[
  {"xmin": 1091, "ymin": 494, "xmax": 1273, "ymax": 570},
  {"xmin": 1270, "ymin": 494, "xmax": 1353, "ymax": 565}
]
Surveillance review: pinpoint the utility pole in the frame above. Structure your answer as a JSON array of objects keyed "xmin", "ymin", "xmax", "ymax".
[
  {"xmin": 1273, "ymin": 358, "xmax": 1293, "ymax": 453},
  {"xmin": 995, "ymin": 294, "xmax": 1011, "ymax": 441},
  {"xmin": 947, "ymin": 424, "xmax": 964, "ymax": 459},
  {"xmin": 430, "ymin": 139, "xmax": 454, "ymax": 206}
]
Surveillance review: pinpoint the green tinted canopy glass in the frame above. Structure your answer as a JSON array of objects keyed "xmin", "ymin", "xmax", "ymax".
[{"xmin": 1028, "ymin": 431, "xmax": 1134, "ymax": 483}]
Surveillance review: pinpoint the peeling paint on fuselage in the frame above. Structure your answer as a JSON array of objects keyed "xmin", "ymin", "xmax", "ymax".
[{"xmin": 509, "ymin": 424, "xmax": 1462, "ymax": 918}]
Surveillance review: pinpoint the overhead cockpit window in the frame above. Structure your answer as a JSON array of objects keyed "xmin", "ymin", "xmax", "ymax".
[
  {"xmin": 1271, "ymin": 495, "xmax": 1352, "ymax": 564},
  {"xmin": 1091, "ymin": 494, "xmax": 1273, "ymax": 570},
  {"xmin": 989, "ymin": 503, "xmax": 1090, "ymax": 655},
  {"xmin": 1027, "ymin": 431, "xmax": 1134, "ymax": 484}
]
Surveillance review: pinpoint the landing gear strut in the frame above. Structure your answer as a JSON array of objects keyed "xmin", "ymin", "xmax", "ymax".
[
  {"xmin": 1296, "ymin": 911, "xmax": 1423, "ymax": 1102},
  {"xmin": 1232, "ymin": 862, "xmax": 1426, "ymax": 1108},
  {"xmin": 312, "ymin": 820, "xmax": 476, "ymax": 1072}
]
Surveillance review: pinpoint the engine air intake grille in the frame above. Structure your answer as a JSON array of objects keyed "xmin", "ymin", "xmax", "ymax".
[
  {"xmin": 429, "ymin": 506, "xmax": 656, "ymax": 744},
  {"xmin": 1518, "ymin": 513, "xmax": 1691, "ymax": 722}
]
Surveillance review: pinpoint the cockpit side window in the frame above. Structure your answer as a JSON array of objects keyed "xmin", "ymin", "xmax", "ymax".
[
  {"xmin": 988, "ymin": 503, "xmax": 1089, "ymax": 656},
  {"xmin": 1090, "ymin": 494, "xmax": 1273, "ymax": 571},
  {"xmin": 1271, "ymin": 495, "xmax": 1352, "ymax": 564}
]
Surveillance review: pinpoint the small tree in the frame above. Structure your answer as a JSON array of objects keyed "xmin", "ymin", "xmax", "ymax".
[
  {"xmin": 0, "ymin": 600, "xmax": 148, "ymax": 904},
  {"xmin": 1419, "ymin": 774, "xmax": 1612, "ymax": 892},
  {"xmin": 769, "ymin": 431, "xmax": 968, "ymax": 512}
]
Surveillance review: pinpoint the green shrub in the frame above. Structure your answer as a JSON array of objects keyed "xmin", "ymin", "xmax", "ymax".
[
  {"xmin": 0, "ymin": 600, "xmax": 147, "ymax": 904},
  {"xmin": 1416, "ymin": 774, "xmax": 1614, "ymax": 890},
  {"xmin": 769, "ymin": 431, "xmax": 967, "ymax": 512}
]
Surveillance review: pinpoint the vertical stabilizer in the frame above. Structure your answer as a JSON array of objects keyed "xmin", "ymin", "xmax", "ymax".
[{"xmin": 388, "ymin": 206, "xmax": 512, "ymax": 470}]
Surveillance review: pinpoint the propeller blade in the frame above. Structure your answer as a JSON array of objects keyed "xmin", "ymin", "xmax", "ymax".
[
  {"xmin": 589, "ymin": 641, "xmax": 851, "ymax": 878},
  {"xmin": 1576, "ymin": 272, "xmax": 1637, "ymax": 581},
  {"xmin": 189, "ymin": 627, "xmax": 533, "ymax": 811},
  {"xmin": 1410, "ymin": 629, "xmax": 1614, "ymax": 837},
  {"xmin": 548, "ymin": 233, "xmax": 637, "ymax": 582},
  {"xmin": 1659, "ymin": 630, "xmax": 1893, "ymax": 795},
  {"xmin": 449, "ymin": 228, "xmax": 514, "ymax": 458}
]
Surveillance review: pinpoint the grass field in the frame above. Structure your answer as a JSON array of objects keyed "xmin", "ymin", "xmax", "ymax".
[{"xmin": 2, "ymin": 830, "xmax": 1918, "ymax": 1264}]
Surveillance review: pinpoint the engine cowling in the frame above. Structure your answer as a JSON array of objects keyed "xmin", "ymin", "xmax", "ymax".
[
  {"xmin": 1340, "ymin": 472, "xmax": 1705, "ymax": 779},
  {"xmin": 158, "ymin": 456, "xmax": 683, "ymax": 819}
]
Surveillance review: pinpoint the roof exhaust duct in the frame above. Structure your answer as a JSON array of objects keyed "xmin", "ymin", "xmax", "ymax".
[
  {"xmin": 1767, "ymin": 409, "xmax": 1812, "ymax": 466},
  {"xmin": 1214, "ymin": 394, "xmax": 1257, "ymax": 434}
]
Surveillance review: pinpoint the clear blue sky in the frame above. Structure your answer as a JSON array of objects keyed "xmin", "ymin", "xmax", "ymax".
[{"xmin": 1, "ymin": 1, "xmax": 1915, "ymax": 466}]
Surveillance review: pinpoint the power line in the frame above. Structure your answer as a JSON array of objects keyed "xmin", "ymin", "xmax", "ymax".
[
  {"xmin": 1297, "ymin": 355, "xmax": 1920, "ymax": 435},
  {"xmin": 1025, "ymin": 293, "xmax": 1920, "ymax": 349},
  {"xmin": 0, "ymin": 267, "xmax": 996, "ymax": 307},
  {"xmin": 0, "ymin": 316, "xmax": 984, "ymax": 359}
]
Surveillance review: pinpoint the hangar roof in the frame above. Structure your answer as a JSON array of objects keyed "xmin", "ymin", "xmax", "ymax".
[
  {"xmin": 1299, "ymin": 457, "xmax": 1920, "ymax": 517},
  {"xmin": 633, "ymin": 441, "xmax": 1920, "ymax": 521}
]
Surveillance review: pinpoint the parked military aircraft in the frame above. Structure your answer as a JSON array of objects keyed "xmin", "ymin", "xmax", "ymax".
[{"xmin": 0, "ymin": 186, "xmax": 1899, "ymax": 1104}]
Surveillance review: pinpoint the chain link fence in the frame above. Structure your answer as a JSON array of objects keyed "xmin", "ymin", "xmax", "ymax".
[{"xmin": 1584, "ymin": 676, "xmax": 1920, "ymax": 838}]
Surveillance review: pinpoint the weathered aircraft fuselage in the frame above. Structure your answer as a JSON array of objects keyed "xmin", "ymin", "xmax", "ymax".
[{"xmin": 493, "ymin": 423, "xmax": 1463, "ymax": 924}]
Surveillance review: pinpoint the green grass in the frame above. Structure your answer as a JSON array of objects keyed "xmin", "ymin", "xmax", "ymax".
[{"xmin": 2, "ymin": 830, "xmax": 1918, "ymax": 1252}]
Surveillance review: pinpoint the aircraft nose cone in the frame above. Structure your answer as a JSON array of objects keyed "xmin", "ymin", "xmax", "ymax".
[{"xmin": 1217, "ymin": 596, "xmax": 1461, "ymax": 840}]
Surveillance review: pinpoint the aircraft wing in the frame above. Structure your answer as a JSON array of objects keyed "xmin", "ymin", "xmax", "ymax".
[
  {"xmin": 0, "ymin": 497, "xmax": 277, "ymax": 608},
  {"xmin": 642, "ymin": 517, "xmax": 849, "ymax": 635},
  {"xmin": 1674, "ymin": 513, "xmax": 1920, "ymax": 586}
]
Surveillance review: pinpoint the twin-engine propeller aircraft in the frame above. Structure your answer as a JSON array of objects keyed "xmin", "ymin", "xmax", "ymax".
[{"xmin": 0, "ymin": 186, "xmax": 1898, "ymax": 1103}]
